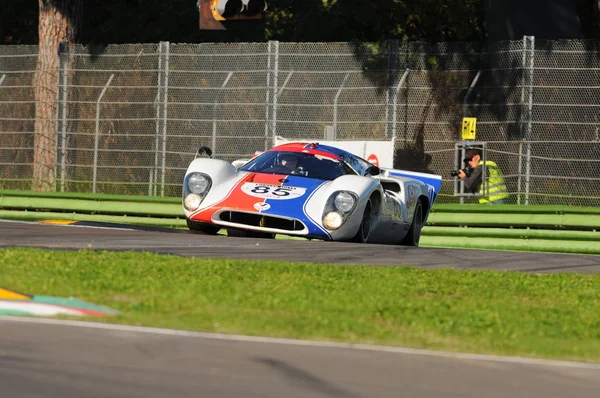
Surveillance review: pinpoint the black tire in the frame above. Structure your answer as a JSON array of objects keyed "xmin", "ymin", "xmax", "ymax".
[
  {"xmin": 226, "ymin": 228, "xmax": 275, "ymax": 239},
  {"xmin": 186, "ymin": 219, "xmax": 220, "ymax": 235},
  {"xmin": 352, "ymin": 199, "xmax": 373, "ymax": 243},
  {"xmin": 401, "ymin": 199, "xmax": 424, "ymax": 247}
]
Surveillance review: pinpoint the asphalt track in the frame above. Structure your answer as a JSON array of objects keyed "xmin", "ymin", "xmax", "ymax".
[
  {"xmin": 0, "ymin": 220, "xmax": 599, "ymax": 273},
  {"xmin": 1, "ymin": 220, "xmax": 600, "ymax": 397},
  {"xmin": 1, "ymin": 317, "xmax": 599, "ymax": 398}
]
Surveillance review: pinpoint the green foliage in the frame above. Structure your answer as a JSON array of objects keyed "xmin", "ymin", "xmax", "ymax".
[
  {"xmin": 2, "ymin": 247, "xmax": 599, "ymax": 361},
  {"xmin": 265, "ymin": 0, "xmax": 485, "ymax": 42},
  {"xmin": 2, "ymin": 0, "xmax": 486, "ymax": 45},
  {"xmin": 0, "ymin": 0, "xmax": 37, "ymax": 44},
  {"xmin": 4, "ymin": 1, "xmax": 599, "ymax": 45}
]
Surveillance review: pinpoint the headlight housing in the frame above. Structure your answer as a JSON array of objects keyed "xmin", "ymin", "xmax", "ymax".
[
  {"xmin": 188, "ymin": 173, "xmax": 210, "ymax": 195},
  {"xmin": 334, "ymin": 191, "xmax": 355, "ymax": 212},
  {"xmin": 183, "ymin": 172, "xmax": 212, "ymax": 211},
  {"xmin": 322, "ymin": 191, "xmax": 357, "ymax": 230}
]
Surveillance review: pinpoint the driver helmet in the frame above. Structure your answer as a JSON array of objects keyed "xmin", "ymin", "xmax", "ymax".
[{"xmin": 276, "ymin": 152, "xmax": 300, "ymax": 170}]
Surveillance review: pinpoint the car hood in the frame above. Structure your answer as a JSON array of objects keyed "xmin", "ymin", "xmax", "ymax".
[{"xmin": 221, "ymin": 171, "xmax": 329, "ymax": 215}]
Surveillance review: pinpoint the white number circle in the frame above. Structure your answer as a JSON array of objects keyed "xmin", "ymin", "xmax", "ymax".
[{"xmin": 242, "ymin": 183, "xmax": 306, "ymax": 200}]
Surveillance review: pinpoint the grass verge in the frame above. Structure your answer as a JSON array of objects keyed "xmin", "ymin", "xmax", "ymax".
[{"xmin": 1, "ymin": 247, "xmax": 599, "ymax": 362}]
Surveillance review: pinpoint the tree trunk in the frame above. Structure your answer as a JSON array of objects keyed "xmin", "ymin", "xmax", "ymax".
[{"xmin": 32, "ymin": 0, "xmax": 80, "ymax": 191}]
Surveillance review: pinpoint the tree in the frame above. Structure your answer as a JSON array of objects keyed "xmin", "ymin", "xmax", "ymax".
[
  {"xmin": 264, "ymin": 0, "xmax": 485, "ymax": 43},
  {"xmin": 32, "ymin": 0, "xmax": 81, "ymax": 191},
  {"xmin": 0, "ymin": 0, "xmax": 37, "ymax": 44}
]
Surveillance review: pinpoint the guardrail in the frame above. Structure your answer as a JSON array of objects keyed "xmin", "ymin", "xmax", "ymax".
[
  {"xmin": 1, "ymin": 190, "xmax": 599, "ymax": 255},
  {"xmin": 424, "ymin": 204, "xmax": 600, "ymax": 255},
  {"xmin": 0, "ymin": 190, "xmax": 184, "ymax": 229}
]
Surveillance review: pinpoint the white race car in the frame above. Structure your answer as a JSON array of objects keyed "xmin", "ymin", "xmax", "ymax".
[{"xmin": 182, "ymin": 142, "xmax": 442, "ymax": 246}]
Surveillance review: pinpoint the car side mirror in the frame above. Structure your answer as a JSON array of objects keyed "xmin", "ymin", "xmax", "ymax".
[
  {"xmin": 196, "ymin": 146, "xmax": 213, "ymax": 159},
  {"xmin": 232, "ymin": 159, "xmax": 249, "ymax": 169},
  {"xmin": 364, "ymin": 165, "xmax": 380, "ymax": 176}
]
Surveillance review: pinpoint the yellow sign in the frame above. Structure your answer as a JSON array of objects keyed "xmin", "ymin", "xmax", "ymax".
[{"xmin": 461, "ymin": 117, "xmax": 477, "ymax": 140}]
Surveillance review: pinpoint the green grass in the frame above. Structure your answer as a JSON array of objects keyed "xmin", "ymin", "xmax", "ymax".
[{"xmin": 1, "ymin": 247, "xmax": 599, "ymax": 362}]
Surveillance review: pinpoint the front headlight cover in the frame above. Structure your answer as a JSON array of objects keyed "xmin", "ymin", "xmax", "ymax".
[
  {"xmin": 188, "ymin": 173, "xmax": 210, "ymax": 195},
  {"xmin": 183, "ymin": 194, "xmax": 202, "ymax": 211},
  {"xmin": 334, "ymin": 191, "xmax": 355, "ymax": 213},
  {"xmin": 323, "ymin": 211, "xmax": 344, "ymax": 230},
  {"xmin": 183, "ymin": 172, "xmax": 212, "ymax": 211},
  {"xmin": 322, "ymin": 190, "xmax": 358, "ymax": 230}
]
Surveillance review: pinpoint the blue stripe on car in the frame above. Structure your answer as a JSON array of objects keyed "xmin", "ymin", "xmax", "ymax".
[{"xmin": 260, "ymin": 175, "xmax": 331, "ymax": 239}]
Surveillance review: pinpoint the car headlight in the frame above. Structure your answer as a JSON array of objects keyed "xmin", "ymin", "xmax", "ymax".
[
  {"xmin": 322, "ymin": 191, "xmax": 357, "ymax": 231},
  {"xmin": 183, "ymin": 173, "xmax": 212, "ymax": 211},
  {"xmin": 334, "ymin": 192, "xmax": 355, "ymax": 213},
  {"xmin": 323, "ymin": 212, "xmax": 343, "ymax": 230},
  {"xmin": 183, "ymin": 194, "xmax": 202, "ymax": 211},
  {"xmin": 188, "ymin": 173, "xmax": 210, "ymax": 195}
]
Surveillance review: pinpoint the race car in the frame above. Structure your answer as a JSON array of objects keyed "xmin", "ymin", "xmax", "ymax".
[{"xmin": 182, "ymin": 142, "xmax": 442, "ymax": 246}]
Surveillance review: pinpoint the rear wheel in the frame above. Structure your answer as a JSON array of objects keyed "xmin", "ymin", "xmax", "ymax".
[
  {"xmin": 353, "ymin": 199, "xmax": 373, "ymax": 243},
  {"xmin": 186, "ymin": 219, "xmax": 220, "ymax": 235},
  {"xmin": 401, "ymin": 199, "xmax": 424, "ymax": 246},
  {"xmin": 226, "ymin": 228, "xmax": 275, "ymax": 239}
]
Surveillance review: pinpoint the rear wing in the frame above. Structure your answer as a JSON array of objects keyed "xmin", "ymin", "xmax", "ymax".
[{"xmin": 383, "ymin": 169, "xmax": 443, "ymax": 205}]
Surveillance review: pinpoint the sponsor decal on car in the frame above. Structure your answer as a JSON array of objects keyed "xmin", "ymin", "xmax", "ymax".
[
  {"xmin": 407, "ymin": 184, "xmax": 418, "ymax": 207},
  {"xmin": 253, "ymin": 202, "xmax": 271, "ymax": 211},
  {"xmin": 242, "ymin": 182, "xmax": 306, "ymax": 200}
]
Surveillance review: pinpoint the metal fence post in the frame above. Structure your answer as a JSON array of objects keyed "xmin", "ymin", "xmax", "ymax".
[
  {"xmin": 524, "ymin": 36, "xmax": 535, "ymax": 205},
  {"xmin": 153, "ymin": 88, "xmax": 159, "ymax": 196},
  {"xmin": 518, "ymin": 37, "xmax": 526, "ymax": 205},
  {"xmin": 386, "ymin": 40, "xmax": 399, "ymax": 140},
  {"xmin": 153, "ymin": 41, "xmax": 170, "ymax": 197},
  {"xmin": 518, "ymin": 36, "xmax": 535, "ymax": 205},
  {"xmin": 158, "ymin": 41, "xmax": 170, "ymax": 197},
  {"xmin": 278, "ymin": 71, "xmax": 294, "ymax": 97},
  {"xmin": 271, "ymin": 41, "xmax": 279, "ymax": 147},
  {"xmin": 57, "ymin": 42, "xmax": 69, "ymax": 192},
  {"xmin": 212, "ymin": 72, "xmax": 233, "ymax": 156},
  {"xmin": 391, "ymin": 69, "xmax": 409, "ymax": 142},
  {"xmin": 462, "ymin": 70, "xmax": 481, "ymax": 116},
  {"xmin": 264, "ymin": 41, "xmax": 272, "ymax": 151},
  {"xmin": 333, "ymin": 73, "xmax": 350, "ymax": 140},
  {"xmin": 93, "ymin": 74, "xmax": 115, "ymax": 193},
  {"xmin": 154, "ymin": 49, "xmax": 160, "ymax": 196}
]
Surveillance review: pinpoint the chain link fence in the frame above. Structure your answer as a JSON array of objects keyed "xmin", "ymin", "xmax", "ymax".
[{"xmin": 1, "ymin": 38, "xmax": 599, "ymax": 206}]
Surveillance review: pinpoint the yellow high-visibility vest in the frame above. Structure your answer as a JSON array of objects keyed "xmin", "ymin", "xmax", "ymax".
[{"xmin": 477, "ymin": 160, "xmax": 509, "ymax": 204}]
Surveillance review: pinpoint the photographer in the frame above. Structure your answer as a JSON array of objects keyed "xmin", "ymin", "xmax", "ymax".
[{"xmin": 456, "ymin": 148, "xmax": 509, "ymax": 204}]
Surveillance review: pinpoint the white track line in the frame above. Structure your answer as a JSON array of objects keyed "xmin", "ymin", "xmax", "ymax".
[{"xmin": 1, "ymin": 315, "xmax": 599, "ymax": 369}]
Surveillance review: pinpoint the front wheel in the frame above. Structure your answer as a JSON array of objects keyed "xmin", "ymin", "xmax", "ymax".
[
  {"xmin": 226, "ymin": 228, "xmax": 275, "ymax": 239},
  {"xmin": 186, "ymin": 219, "xmax": 220, "ymax": 235},
  {"xmin": 352, "ymin": 199, "xmax": 373, "ymax": 243},
  {"xmin": 401, "ymin": 199, "xmax": 423, "ymax": 247}
]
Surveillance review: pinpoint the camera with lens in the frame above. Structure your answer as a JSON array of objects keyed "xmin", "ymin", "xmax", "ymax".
[
  {"xmin": 450, "ymin": 157, "xmax": 474, "ymax": 177},
  {"xmin": 450, "ymin": 166, "xmax": 473, "ymax": 178}
]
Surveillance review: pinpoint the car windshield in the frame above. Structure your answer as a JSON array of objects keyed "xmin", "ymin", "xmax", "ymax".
[{"xmin": 239, "ymin": 151, "xmax": 356, "ymax": 180}]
